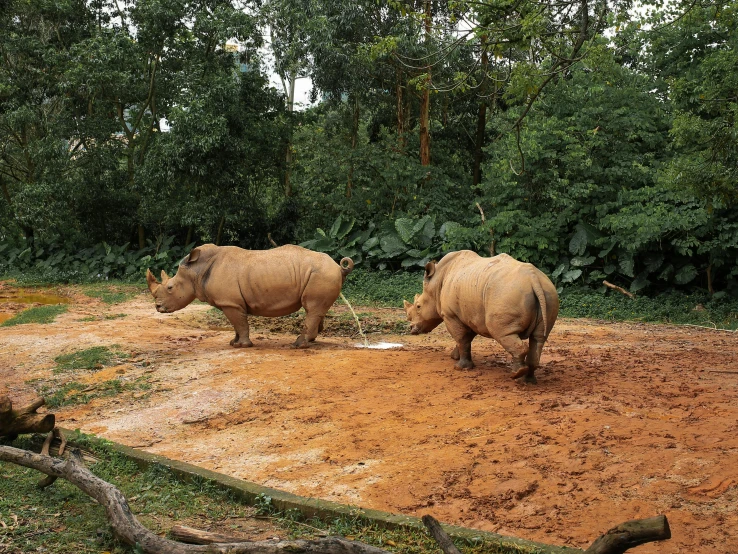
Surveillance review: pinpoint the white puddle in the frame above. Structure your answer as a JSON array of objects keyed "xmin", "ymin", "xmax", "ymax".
[{"xmin": 353, "ymin": 342, "xmax": 403, "ymax": 349}]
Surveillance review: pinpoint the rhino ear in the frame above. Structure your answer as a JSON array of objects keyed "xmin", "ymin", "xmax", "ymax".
[
  {"xmin": 146, "ymin": 269, "xmax": 159, "ymax": 294},
  {"xmin": 188, "ymin": 247, "xmax": 201, "ymax": 263},
  {"xmin": 160, "ymin": 270, "xmax": 170, "ymax": 285},
  {"xmin": 403, "ymin": 299, "xmax": 411, "ymax": 311},
  {"xmin": 424, "ymin": 261, "xmax": 436, "ymax": 280}
]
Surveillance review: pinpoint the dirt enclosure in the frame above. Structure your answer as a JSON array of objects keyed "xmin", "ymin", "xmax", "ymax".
[{"xmin": 2, "ymin": 284, "xmax": 738, "ymax": 553}]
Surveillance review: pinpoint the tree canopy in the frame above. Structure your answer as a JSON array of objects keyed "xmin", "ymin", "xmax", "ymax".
[{"xmin": 1, "ymin": 0, "xmax": 736, "ymax": 294}]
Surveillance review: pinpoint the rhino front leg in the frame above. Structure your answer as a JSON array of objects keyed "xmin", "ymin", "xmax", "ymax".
[
  {"xmin": 221, "ymin": 307, "xmax": 254, "ymax": 348},
  {"xmin": 445, "ymin": 319, "xmax": 476, "ymax": 369}
]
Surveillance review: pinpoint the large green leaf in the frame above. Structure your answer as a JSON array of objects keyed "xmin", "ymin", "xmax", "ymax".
[
  {"xmin": 569, "ymin": 226, "xmax": 588, "ymax": 256},
  {"xmin": 674, "ymin": 264, "xmax": 698, "ymax": 284},
  {"xmin": 379, "ymin": 233, "xmax": 407, "ymax": 256},
  {"xmin": 395, "ymin": 218, "xmax": 416, "ymax": 244}
]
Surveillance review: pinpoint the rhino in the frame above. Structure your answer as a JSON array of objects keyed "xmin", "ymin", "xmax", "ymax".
[
  {"xmin": 403, "ymin": 251, "xmax": 558, "ymax": 383},
  {"xmin": 146, "ymin": 244, "xmax": 353, "ymax": 348}
]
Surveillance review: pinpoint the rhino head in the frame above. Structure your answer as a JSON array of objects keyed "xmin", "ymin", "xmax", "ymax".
[
  {"xmin": 403, "ymin": 292, "xmax": 442, "ymax": 335},
  {"xmin": 146, "ymin": 248, "xmax": 200, "ymax": 313}
]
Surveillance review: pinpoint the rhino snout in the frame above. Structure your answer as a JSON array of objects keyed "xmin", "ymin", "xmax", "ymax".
[{"xmin": 410, "ymin": 325, "xmax": 421, "ymax": 335}]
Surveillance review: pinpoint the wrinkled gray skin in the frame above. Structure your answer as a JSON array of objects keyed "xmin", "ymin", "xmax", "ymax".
[
  {"xmin": 404, "ymin": 251, "xmax": 559, "ymax": 383},
  {"xmin": 147, "ymin": 244, "xmax": 353, "ymax": 348}
]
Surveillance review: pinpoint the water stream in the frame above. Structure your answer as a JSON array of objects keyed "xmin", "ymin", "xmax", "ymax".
[{"xmin": 339, "ymin": 292, "xmax": 402, "ymax": 349}]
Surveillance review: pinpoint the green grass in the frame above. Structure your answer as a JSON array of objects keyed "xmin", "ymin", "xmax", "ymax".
[
  {"xmin": 0, "ymin": 434, "xmax": 276, "ymax": 554},
  {"xmin": 342, "ymin": 269, "xmax": 424, "ymax": 307},
  {"xmin": 80, "ymin": 283, "xmax": 141, "ymax": 304},
  {"xmin": 53, "ymin": 346, "xmax": 128, "ymax": 372},
  {"xmin": 0, "ymin": 304, "xmax": 68, "ymax": 326},
  {"xmin": 0, "ymin": 433, "xmax": 539, "ymax": 554},
  {"xmin": 560, "ymin": 287, "xmax": 738, "ymax": 329},
  {"xmin": 34, "ymin": 377, "xmax": 152, "ymax": 408}
]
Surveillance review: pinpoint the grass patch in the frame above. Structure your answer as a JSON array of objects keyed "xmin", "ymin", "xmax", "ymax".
[
  {"xmin": 0, "ymin": 304, "xmax": 67, "ymax": 326},
  {"xmin": 80, "ymin": 283, "xmax": 141, "ymax": 304},
  {"xmin": 34, "ymin": 377, "xmax": 152, "ymax": 408},
  {"xmin": 560, "ymin": 287, "xmax": 738, "ymax": 329},
  {"xmin": 0, "ymin": 434, "xmax": 282, "ymax": 554},
  {"xmin": 342, "ymin": 270, "xmax": 424, "ymax": 307},
  {"xmin": 0, "ymin": 433, "xmax": 538, "ymax": 554},
  {"xmin": 53, "ymin": 346, "xmax": 128, "ymax": 372}
]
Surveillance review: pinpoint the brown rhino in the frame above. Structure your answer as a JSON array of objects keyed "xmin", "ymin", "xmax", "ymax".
[
  {"xmin": 404, "ymin": 251, "xmax": 558, "ymax": 383},
  {"xmin": 147, "ymin": 244, "xmax": 353, "ymax": 348}
]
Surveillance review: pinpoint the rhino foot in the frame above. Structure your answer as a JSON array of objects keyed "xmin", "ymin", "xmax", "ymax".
[
  {"xmin": 293, "ymin": 335, "xmax": 311, "ymax": 348},
  {"xmin": 455, "ymin": 359, "xmax": 474, "ymax": 370},
  {"xmin": 230, "ymin": 338, "xmax": 254, "ymax": 348},
  {"xmin": 510, "ymin": 366, "xmax": 529, "ymax": 380},
  {"xmin": 524, "ymin": 373, "xmax": 538, "ymax": 385}
]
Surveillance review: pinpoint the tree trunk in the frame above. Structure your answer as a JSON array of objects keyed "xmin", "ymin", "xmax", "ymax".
[
  {"xmin": 138, "ymin": 224, "xmax": 146, "ymax": 250},
  {"xmin": 284, "ymin": 74, "xmax": 296, "ymax": 197},
  {"xmin": 346, "ymin": 94, "xmax": 360, "ymax": 199},
  {"xmin": 419, "ymin": 0, "xmax": 432, "ymax": 167},
  {"xmin": 0, "ymin": 397, "xmax": 55, "ymax": 439},
  {"xmin": 472, "ymin": 41, "xmax": 490, "ymax": 188},
  {"xmin": 215, "ymin": 216, "xmax": 225, "ymax": 246},
  {"xmin": 185, "ymin": 224, "xmax": 194, "ymax": 246},
  {"xmin": 396, "ymin": 69, "xmax": 406, "ymax": 149}
]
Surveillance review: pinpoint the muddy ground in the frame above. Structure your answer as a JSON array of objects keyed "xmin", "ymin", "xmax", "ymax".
[{"xmin": 1, "ymin": 284, "xmax": 737, "ymax": 553}]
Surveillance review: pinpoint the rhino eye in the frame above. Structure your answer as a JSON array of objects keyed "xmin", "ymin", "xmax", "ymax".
[{"xmin": 416, "ymin": 304, "xmax": 421, "ymax": 309}]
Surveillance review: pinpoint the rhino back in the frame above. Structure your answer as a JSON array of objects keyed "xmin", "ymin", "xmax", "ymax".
[
  {"xmin": 436, "ymin": 253, "xmax": 545, "ymax": 337},
  {"xmin": 202, "ymin": 245, "xmax": 342, "ymax": 316}
]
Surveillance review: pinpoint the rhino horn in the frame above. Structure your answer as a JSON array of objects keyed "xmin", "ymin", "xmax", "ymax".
[
  {"xmin": 160, "ymin": 270, "xmax": 170, "ymax": 284},
  {"xmin": 146, "ymin": 269, "xmax": 159, "ymax": 294},
  {"xmin": 413, "ymin": 293, "xmax": 420, "ymax": 302}
]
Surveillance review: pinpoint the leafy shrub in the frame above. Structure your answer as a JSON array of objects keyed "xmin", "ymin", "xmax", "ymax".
[
  {"xmin": 0, "ymin": 235, "xmax": 194, "ymax": 282},
  {"xmin": 300, "ymin": 215, "xmax": 456, "ymax": 269}
]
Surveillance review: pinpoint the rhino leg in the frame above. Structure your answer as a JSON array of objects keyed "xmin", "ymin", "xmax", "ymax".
[
  {"xmin": 294, "ymin": 313, "xmax": 323, "ymax": 348},
  {"xmin": 450, "ymin": 346, "xmax": 460, "ymax": 360},
  {"xmin": 523, "ymin": 332, "xmax": 546, "ymax": 384},
  {"xmin": 221, "ymin": 307, "xmax": 253, "ymax": 348},
  {"xmin": 446, "ymin": 319, "xmax": 476, "ymax": 369},
  {"xmin": 497, "ymin": 333, "xmax": 530, "ymax": 380}
]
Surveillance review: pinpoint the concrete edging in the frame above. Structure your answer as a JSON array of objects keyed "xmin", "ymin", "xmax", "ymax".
[{"xmin": 60, "ymin": 428, "xmax": 581, "ymax": 554}]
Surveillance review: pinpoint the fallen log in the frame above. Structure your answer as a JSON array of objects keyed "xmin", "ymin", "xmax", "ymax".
[
  {"xmin": 0, "ymin": 444, "xmax": 390, "ymax": 554},
  {"xmin": 0, "ymin": 396, "xmax": 55, "ymax": 439},
  {"xmin": 421, "ymin": 515, "xmax": 461, "ymax": 554},
  {"xmin": 584, "ymin": 515, "xmax": 671, "ymax": 554}
]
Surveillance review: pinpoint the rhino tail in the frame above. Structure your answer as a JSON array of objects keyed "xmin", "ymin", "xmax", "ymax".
[
  {"xmin": 340, "ymin": 258, "xmax": 354, "ymax": 282},
  {"xmin": 531, "ymin": 273, "xmax": 549, "ymax": 338}
]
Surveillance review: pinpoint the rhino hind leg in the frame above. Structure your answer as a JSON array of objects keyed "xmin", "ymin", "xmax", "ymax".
[
  {"xmin": 450, "ymin": 346, "xmax": 460, "ymax": 360},
  {"xmin": 497, "ymin": 333, "xmax": 530, "ymax": 380},
  {"xmin": 221, "ymin": 307, "xmax": 253, "ymax": 348},
  {"xmin": 294, "ymin": 313, "xmax": 323, "ymax": 348}
]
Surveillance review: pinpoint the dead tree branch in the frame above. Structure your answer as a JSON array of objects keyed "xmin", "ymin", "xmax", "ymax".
[
  {"xmin": 421, "ymin": 515, "xmax": 462, "ymax": 554},
  {"xmin": 603, "ymin": 280, "xmax": 635, "ymax": 299},
  {"xmin": 0, "ymin": 396, "xmax": 55, "ymax": 439},
  {"xmin": 584, "ymin": 515, "xmax": 671, "ymax": 554},
  {"xmin": 0, "ymin": 444, "xmax": 390, "ymax": 554}
]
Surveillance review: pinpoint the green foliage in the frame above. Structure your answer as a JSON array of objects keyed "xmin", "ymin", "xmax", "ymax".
[
  {"xmin": 341, "ymin": 269, "xmax": 424, "ymax": 307},
  {"xmin": 0, "ymin": 304, "xmax": 67, "ymax": 326},
  {"xmin": 37, "ymin": 377, "xmax": 150, "ymax": 408},
  {"xmin": 301, "ymin": 215, "xmax": 454, "ymax": 269},
  {"xmin": 0, "ymin": 236, "xmax": 194, "ymax": 282},
  {"xmin": 560, "ymin": 288, "xmax": 738, "ymax": 330}
]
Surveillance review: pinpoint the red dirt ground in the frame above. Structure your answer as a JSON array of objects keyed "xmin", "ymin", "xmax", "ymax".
[{"xmin": 2, "ymin": 284, "xmax": 737, "ymax": 553}]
